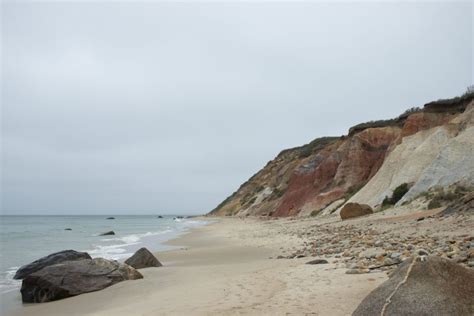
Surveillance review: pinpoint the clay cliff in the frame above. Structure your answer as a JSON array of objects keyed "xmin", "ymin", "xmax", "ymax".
[{"xmin": 209, "ymin": 91, "xmax": 474, "ymax": 217}]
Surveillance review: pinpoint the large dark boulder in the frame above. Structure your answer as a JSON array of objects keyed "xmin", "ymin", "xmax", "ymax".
[
  {"xmin": 353, "ymin": 256, "xmax": 474, "ymax": 316},
  {"xmin": 21, "ymin": 258, "xmax": 143, "ymax": 303},
  {"xmin": 340, "ymin": 203, "xmax": 373, "ymax": 220},
  {"xmin": 14, "ymin": 250, "xmax": 91, "ymax": 280},
  {"xmin": 125, "ymin": 247, "xmax": 162, "ymax": 269}
]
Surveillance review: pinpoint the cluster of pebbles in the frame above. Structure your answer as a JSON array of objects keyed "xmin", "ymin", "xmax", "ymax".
[{"xmin": 275, "ymin": 213, "xmax": 474, "ymax": 274}]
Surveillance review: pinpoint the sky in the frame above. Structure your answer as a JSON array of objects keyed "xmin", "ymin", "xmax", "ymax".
[{"xmin": 1, "ymin": 1, "xmax": 472, "ymax": 215}]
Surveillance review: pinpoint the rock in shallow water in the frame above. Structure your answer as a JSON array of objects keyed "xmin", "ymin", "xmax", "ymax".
[
  {"xmin": 352, "ymin": 256, "xmax": 474, "ymax": 316},
  {"xmin": 21, "ymin": 258, "xmax": 143, "ymax": 303},
  {"xmin": 125, "ymin": 247, "xmax": 163, "ymax": 269},
  {"xmin": 14, "ymin": 250, "xmax": 91, "ymax": 280},
  {"xmin": 99, "ymin": 231, "xmax": 115, "ymax": 236}
]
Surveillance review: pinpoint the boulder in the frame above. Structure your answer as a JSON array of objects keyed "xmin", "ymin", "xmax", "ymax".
[
  {"xmin": 106, "ymin": 217, "xmax": 115, "ymax": 220},
  {"xmin": 64, "ymin": 228, "xmax": 72, "ymax": 231},
  {"xmin": 340, "ymin": 203, "xmax": 373, "ymax": 220},
  {"xmin": 353, "ymin": 256, "xmax": 474, "ymax": 316},
  {"xmin": 14, "ymin": 250, "xmax": 91, "ymax": 280},
  {"xmin": 21, "ymin": 258, "xmax": 143, "ymax": 303},
  {"xmin": 99, "ymin": 231, "xmax": 115, "ymax": 236},
  {"xmin": 125, "ymin": 247, "xmax": 162, "ymax": 269}
]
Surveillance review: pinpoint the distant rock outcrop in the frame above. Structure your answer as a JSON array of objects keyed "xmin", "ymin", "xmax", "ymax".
[
  {"xmin": 352, "ymin": 256, "xmax": 474, "ymax": 316},
  {"xmin": 340, "ymin": 203, "xmax": 373, "ymax": 220},
  {"xmin": 14, "ymin": 250, "xmax": 91, "ymax": 280},
  {"xmin": 21, "ymin": 258, "xmax": 143, "ymax": 303},
  {"xmin": 125, "ymin": 247, "xmax": 163, "ymax": 269}
]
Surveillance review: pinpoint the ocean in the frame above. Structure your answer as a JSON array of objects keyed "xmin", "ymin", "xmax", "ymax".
[{"xmin": 0, "ymin": 215, "xmax": 208, "ymax": 294}]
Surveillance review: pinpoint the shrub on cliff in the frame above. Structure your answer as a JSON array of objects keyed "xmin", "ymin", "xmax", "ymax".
[
  {"xmin": 427, "ymin": 188, "xmax": 466, "ymax": 209},
  {"xmin": 382, "ymin": 183, "xmax": 409, "ymax": 206}
]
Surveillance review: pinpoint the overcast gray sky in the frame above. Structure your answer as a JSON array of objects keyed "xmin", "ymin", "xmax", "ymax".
[{"xmin": 1, "ymin": 1, "xmax": 472, "ymax": 215}]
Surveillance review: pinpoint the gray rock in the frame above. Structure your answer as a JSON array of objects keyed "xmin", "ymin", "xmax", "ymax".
[
  {"xmin": 353, "ymin": 256, "xmax": 474, "ymax": 316},
  {"xmin": 21, "ymin": 258, "xmax": 143, "ymax": 303},
  {"xmin": 14, "ymin": 250, "xmax": 91, "ymax": 280},
  {"xmin": 125, "ymin": 247, "xmax": 162, "ymax": 269},
  {"xmin": 390, "ymin": 252, "xmax": 402, "ymax": 259}
]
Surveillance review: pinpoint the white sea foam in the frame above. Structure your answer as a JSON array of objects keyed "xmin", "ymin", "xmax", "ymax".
[
  {"xmin": 87, "ymin": 229, "xmax": 175, "ymax": 260},
  {"xmin": 0, "ymin": 267, "xmax": 21, "ymax": 294}
]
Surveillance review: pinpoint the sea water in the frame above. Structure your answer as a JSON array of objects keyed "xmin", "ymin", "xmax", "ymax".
[{"xmin": 0, "ymin": 215, "xmax": 208, "ymax": 294}]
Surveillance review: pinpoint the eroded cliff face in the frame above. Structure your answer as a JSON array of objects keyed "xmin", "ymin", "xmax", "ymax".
[
  {"xmin": 209, "ymin": 93, "xmax": 474, "ymax": 217},
  {"xmin": 273, "ymin": 127, "xmax": 401, "ymax": 217}
]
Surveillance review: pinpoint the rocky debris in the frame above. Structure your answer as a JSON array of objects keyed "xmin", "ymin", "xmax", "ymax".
[
  {"xmin": 21, "ymin": 258, "xmax": 143, "ymax": 303},
  {"xmin": 125, "ymin": 247, "xmax": 162, "ymax": 269},
  {"xmin": 14, "ymin": 250, "xmax": 91, "ymax": 280},
  {"xmin": 306, "ymin": 259, "xmax": 328, "ymax": 265},
  {"xmin": 277, "ymin": 215, "xmax": 473, "ymax": 273},
  {"xmin": 106, "ymin": 217, "xmax": 115, "ymax": 220},
  {"xmin": 99, "ymin": 231, "xmax": 115, "ymax": 236},
  {"xmin": 353, "ymin": 256, "xmax": 474, "ymax": 316},
  {"xmin": 340, "ymin": 203, "xmax": 373, "ymax": 220}
]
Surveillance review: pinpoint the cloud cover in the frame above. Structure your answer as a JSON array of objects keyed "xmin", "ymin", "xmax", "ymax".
[{"xmin": 1, "ymin": 1, "xmax": 472, "ymax": 214}]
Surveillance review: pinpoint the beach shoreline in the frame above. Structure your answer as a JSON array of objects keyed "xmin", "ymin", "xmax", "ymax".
[{"xmin": 2, "ymin": 216, "xmax": 392, "ymax": 316}]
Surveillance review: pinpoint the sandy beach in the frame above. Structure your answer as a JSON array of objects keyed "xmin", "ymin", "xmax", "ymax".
[{"xmin": 3, "ymin": 217, "xmax": 393, "ymax": 316}]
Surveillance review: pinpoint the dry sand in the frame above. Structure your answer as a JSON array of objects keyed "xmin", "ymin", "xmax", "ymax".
[{"xmin": 4, "ymin": 218, "xmax": 388, "ymax": 316}]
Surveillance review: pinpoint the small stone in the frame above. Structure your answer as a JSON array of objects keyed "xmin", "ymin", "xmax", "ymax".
[
  {"xmin": 468, "ymin": 261, "xmax": 474, "ymax": 268},
  {"xmin": 347, "ymin": 263, "xmax": 358, "ymax": 269},
  {"xmin": 359, "ymin": 248, "xmax": 386, "ymax": 259},
  {"xmin": 346, "ymin": 268, "xmax": 370, "ymax": 274},
  {"xmin": 415, "ymin": 249, "xmax": 430, "ymax": 256},
  {"xmin": 390, "ymin": 252, "xmax": 402, "ymax": 259},
  {"xmin": 306, "ymin": 259, "xmax": 329, "ymax": 265}
]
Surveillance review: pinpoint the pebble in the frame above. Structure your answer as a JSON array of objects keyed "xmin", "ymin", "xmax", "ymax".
[{"xmin": 346, "ymin": 268, "xmax": 370, "ymax": 274}]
